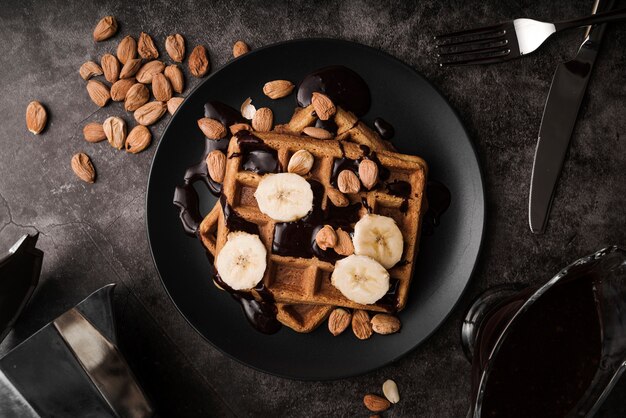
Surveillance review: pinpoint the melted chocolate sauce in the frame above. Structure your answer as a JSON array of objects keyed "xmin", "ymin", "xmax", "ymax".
[
  {"xmin": 204, "ymin": 101, "xmax": 246, "ymax": 127},
  {"xmin": 386, "ymin": 180, "xmax": 411, "ymax": 198},
  {"xmin": 374, "ymin": 117, "xmax": 395, "ymax": 140},
  {"xmin": 220, "ymin": 195, "xmax": 259, "ymax": 235},
  {"xmin": 315, "ymin": 118, "xmax": 338, "ymax": 135},
  {"xmin": 330, "ymin": 157, "xmax": 360, "ymax": 187},
  {"xmin": 235, "ymin": 131, "xmax": 280, "ymax": 174},
  {"xmin": 297, "ymin": 66, "xmax": 371, "ymax": 116},
  {"xmin": 422, "ymin": 180, "xmax": 451, "ymax": 236},
  {"xmin": 376, "ymin": 279, "xmax": 401, "ymax": 312}
]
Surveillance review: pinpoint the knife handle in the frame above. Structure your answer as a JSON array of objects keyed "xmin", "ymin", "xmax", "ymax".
[{"xmin": 555, "ymin": 6, "xmax": 626, "ymax": 32}]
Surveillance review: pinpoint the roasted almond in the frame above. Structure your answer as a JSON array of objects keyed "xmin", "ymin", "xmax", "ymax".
[
  {"xmin": 287, "ymin": 149, "xmax": 314, "ymax": 175},
  {"xmin": 363, "ymin": 394, "xmax": 391, "ymax": 413},
  {"xmin": 334, "ymin": 228, "xmax": 354, "ymax": 256},
  {"xmin": 101, "ymin": 53, "xmax": 120, "ymax": 83},
  {"xmin": 252, "ymin": 107, "xmax": 273, "ymax": 132},
  {"xmin": 116, "ymin": 35, "xmax": 137, "ymax": 64},
  {"xmin": 229, "ymin": 123, "xmax": 252, "ymax": 135},
  {"xmin": 263, "ymin": 80, "xmax": 294, "ymax": 99},
  {"xmin": 328, "ymin": 308, "xmax": 351, "ymax": 336},
  {"xmin": 120, "ymin": 58, "xmax": 142, "ymax": 79},
  {"xmin": 327, "ymin": 188, "xmax": 349, "ymax": 207},
  {"xmin": 93, "ymin": 16, "xmax": 117, "ymax": 42},
  {"xmin": 206, "ymin": 150, "xmax": 226, "ymax": 183},
  {"xmin": 232, "ymin": 40, "xmax": 250, "ymax": 57},
  {"xmin": 136, "ymin": 60, "xmax": 165, "ymax": 84},
  {"xmin": 198, "ymin": 117, "xmax": 226, "ymax": 139},
  {"xmin": 337, "ymin": 169, "xmax": 360, "ymax": 194},
  {"xmin": 71, "ymin": 153, "xmax": 96, "ymax": 183},
  {"xmin": 167, "ymin": 97, "xmax": 184, "ymax": 115},
  {"xmin": 125, "ymin": 125, "xmax": 152, "ymax": 154},
  {"xmin": 83, "ymin": 122, "xmax": 106, "ymax": 143},
  {"xmin": 25, "ymin": 101, "xmax": 47, "ymax": 135},
  {"xmin": 110, "ymin": 77, "xmax": 136, "ymax": 101},
  {"xmin": 134, "ymin": 101, "xmax": 167, "ymax": 126},
  {"xmin": 311, "ymin": 92, "xmax": 336, "ymax": 120},
  {"xmin": 164, "ymin": 64, "xmax": 184, "ymax": 94},
  {"xmin": 371, "ymin": 314, "xmax": 401, "ymax": 335},
  {"xmin": 138, "ymin": 32, "xmax": 159, "ymax": 59},
  {"xmin": 79, "ymin": 61, "xmax": 103, "ymax": 80},
  {"xmin": 124, "ymin": 83, "xmax": 150, "ymax": 111},
  {"xmin": 303, "ymin": 126, "xmax": 332, "ymax": 140},
  {"xmin": 315, "ymin": 225, "xmax": 337, "ymax": 250},
  {"xmin": 165, "ymin": 33, "xmax": 185, "ymax": 62},
  {"xmin": 152, "ymin": 73, "xmax": 172, "ymax": 102},
  {"xmin": 189, "ymin": 45, "xmax": 209, "ymax": 77},
  {"xmin": 352, "ymin": 310, "xmax": 373, "ymax": 340},
  {"xmin": 358, "ymin": 159, "xmax": 379, "ymax": 190},
  {"xmin": 86, "ymin": 80, "xmax": 110, "ymax": 107},
  {"xmin": 103, "ymin": 116, "xmax": 127, "ymax": 150}
]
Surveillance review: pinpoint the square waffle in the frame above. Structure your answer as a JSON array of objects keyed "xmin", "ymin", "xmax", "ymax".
[{"xmin": 214, "ymin": 131, "xmax": 428, "ymax": 313}]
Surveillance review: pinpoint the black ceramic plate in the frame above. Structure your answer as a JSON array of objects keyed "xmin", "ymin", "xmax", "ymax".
[{"xmin": 146, "ymin": 39, "xmax": 484, "ymax": 380}]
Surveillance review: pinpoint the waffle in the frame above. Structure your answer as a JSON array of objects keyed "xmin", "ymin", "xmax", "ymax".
[{"xmin": 215, "ymin": 131, "xmax": 428, "ymax": 313}]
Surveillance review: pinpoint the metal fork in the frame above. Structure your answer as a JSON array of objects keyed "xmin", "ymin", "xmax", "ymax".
[{"xmin": 435, "ymin": 7, "xmax": 626, "ymax": 66}]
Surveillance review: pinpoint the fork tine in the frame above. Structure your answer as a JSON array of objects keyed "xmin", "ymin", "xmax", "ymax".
[
  {"xmin": 437, "ymin": 40, "xmax": 509, "ymax": 58},
  {"xmin": 435, "ymin": 32, "xmax": 507, "ymax": 49},
  {"xmin": 438, "ymin": 48, "xmax": 511, "ymax": 66},
  {"xmin": 434, "ymin": 23, "xmax": 505, "ymax": 42}
]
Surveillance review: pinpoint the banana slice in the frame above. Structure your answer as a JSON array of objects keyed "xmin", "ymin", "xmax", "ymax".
[
  {"xmin": 331, "ymin": 255, "xmax": 390, "ymax": 305},
  {"xmin": 255, "ymin": 173, "xmax": 313, "ymax": 222},
  {"xmin": 353, "ymin": 214, "xmax": 403, "ymax": 269},
  {"xmin": 216, "ymin": 231, "xmax": 267, "ymax": 290}
]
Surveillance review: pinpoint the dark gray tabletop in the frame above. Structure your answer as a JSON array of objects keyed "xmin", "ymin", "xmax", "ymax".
[{"xmin": 1, "ymin": 0, "xmax": 625, "ymax": 416}]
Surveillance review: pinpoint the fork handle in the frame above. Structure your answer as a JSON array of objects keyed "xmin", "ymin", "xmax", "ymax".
[{"xmin": 555, "ymin": 6, "xmax": 626, "ymax": 31}]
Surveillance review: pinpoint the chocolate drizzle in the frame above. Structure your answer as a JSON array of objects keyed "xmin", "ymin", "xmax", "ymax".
[
  {"xmin": 235, "ymin": 131, "xmax": 280, "ymax": 174},
  {"xmin": 386, "ymin": 180, "xmax": 411, "ymax": 198},
  {"xmin": 376, "ymin": 278, "xmax": 401, "ymax": 312},
  {"xmin": 422, "ymin": 180, "xmax": 451, "ymax": 236},
  {"xmin": 204, "ymin": 101, "xmax": 246, "ymax": 127},
  {"xmin": 315, "ymin": 118, "xmax": 338, "ymax": 135},
  {"xmin": 220, "ymin": 194, "xmax": 259, "ymax": 235},
  {"xmin": 374, "ymin": 117, "xmax": 395, "ymax": 140}
]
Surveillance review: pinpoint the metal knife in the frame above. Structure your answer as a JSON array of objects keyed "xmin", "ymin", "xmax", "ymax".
[{"xmin": 528, "ymin": 0, "xmax": 615, "ymax": 234}]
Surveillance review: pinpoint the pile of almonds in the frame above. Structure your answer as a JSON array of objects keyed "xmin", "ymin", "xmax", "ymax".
[
  {"xmin": 327, "ymin": 308, "xmax": 401, "ymax": 339},
  {"xmin": 363, "ymin": 379, "xmax": 400, "ymax": 416}
]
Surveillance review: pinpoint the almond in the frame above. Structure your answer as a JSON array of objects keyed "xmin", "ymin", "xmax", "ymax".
[
  {"xmin": 165, "ymin": 34, "xmax": 185, "ymax": 62},
  {"xmin": 71, "ymin": 153, "xmax": 96, "ymax": 183},
  {"xmin": 240, "ymin": 97, "xmax": 256, "ymax": 120},
  {"xmin": 358, "ymin": 159, "xmax": 379, "ymax": 190},
  {"xmin": 229, "ymin": 123, "xmax": 252, "ymax": 135},
  {"xmin": 79, "ymin": 61, "xmax": 103, "ymax": 80},
  {"xmin": 110, "ymin": 77, "xmax": 136, "ymax": 101},
  {"xmin": 371, "ymin": 314, "xmax": 401, "ymax": 335},
  {"xmin": 315, "ymin": 225, "xmax": 337, "ymax": 250},
  {"xmin": 103, "ymin": 116, "xmax": 127, "ymax": 150},
  {"xmin": 206, "ymin": 150, "xmax": 226, "ymax": 183},
  {"xmin": 189, "ymin": 45, "xmax": 209, "ymax": 77},
  {"xmin": 252, "ymin": 107, "xmax": 273, "ymax": 132},
  {"xmin": 83, "ymin": 122, "xmax": 106, "ymax": 143},
  {"xmin": 116, "ymin": 35, "xmax": 137, "ymax": 64},
  {"xmin": 198, "ymin": 118, "xmax": 226, "ymax": 139},
  {"xmin": 303, "ymin": 126, "xmax": 332, "ymax": 140},
  {"xmin": 338, "ymin": 170, "xmax": 360, "ymax": 194},
  {"xmin": 164, "ymin": 65, "xmax": 184, "ymax": 93},
  {"xmin": 352, "ymin": 310, "xmax": 373, "ymax": 340},
  {"xmin": 334, "ymin": 228, "xmax": 354, "ymax": 256},
  {"xmin": 287, "ymin": 150, "xmax": 314, "ymax": 175},
  {"xmin": 134, "ymin": 101, "xmax": 167, "ymax": 126},
  {"xmin": 167, "ymin": 97, "xmax": 184, "ymax": 115},
  {"xmin": 86, "ymin": 80, "xmax": 110, "ymax": 107},
  {"xmin": 136, "ymin": 60, "xmax": 165, "ymax": 84},
  {"xmin": 138, "ymin": 32, "xmax": 159, "ymax": 59},
  {"xmin": 311, "ymin": 92, "xmax": 336, "ymax": 120},
  {"xmin": 25, "ymin": 101, "xmax": 47, "ymax": 135},
  {"xmin": 93, "ymin": 16, "xmax": 117, "ymax": 42},
  {"xmin": 120, "ymin": 58, "xmax": 142, "ymax": 79},
  {"xmin": 327, "ymin": 188, "xmax": 349, "ymax": 207},
  {"xmin": 232, "ymin": 40, "xmax": 250, "ymax": 57},
  {"xmin": 125, "ymin": 125, "xmax": 152, "ymax": 154},
  {"xmin": 363, "ymin": 394, "xmax": 391, "ymax": 413},
  {"xmin": 328, "ymin": 308, "xmax": 351, "ymax": 336},
  {"xmin": 263, "ymin": 80, "xmax": 294, "ymax": 99},
  {"xmin": 124, "ymin": 83, "xmax": 150, "ymax": 111},
  {"xmin": 152, "ymin": 73, "xmax": 172, "ymax": 102},
  {"xmin": 101, "ymin": 53, "xmax": 120, "ymax": 83},
  {"xmin": 382, "ymin": 379, "xmax": 400, "ymax": 404}
]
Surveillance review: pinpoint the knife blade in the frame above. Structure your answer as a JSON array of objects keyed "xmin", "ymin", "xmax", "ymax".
[{"xmin": 528, "ymin": 0, "xmax": 615, "ymax": 234}]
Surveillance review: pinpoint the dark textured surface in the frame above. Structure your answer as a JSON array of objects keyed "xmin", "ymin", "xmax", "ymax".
[{"xmin": 0, "ymin": 0, "xmax": 625, "ymax": 416}]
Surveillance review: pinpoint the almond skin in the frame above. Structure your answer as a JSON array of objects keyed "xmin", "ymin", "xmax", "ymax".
[
  {"xmin": 352, "ymin": 310, "xmax": 373, "ymax": 340},
  {"xmin": 287, "ymin": 149, "xmax": 314, "ymax": 175},
  {"xmin": 120, "ymin": 58, "xmax": 142, "ymax": 79},
  {"xmin": 206, "ymin": 150, "xmax": 226, "ymax": 183},
  {"xmin": 164, "ymin": 65, "xmax": 184, "ymax": 94},
  {"xmin": 25, "ymin": 101, "xmax": 47, "ymax": 135},
  {"xmin": 327, "ymin": 188, "xmax": 349, "ymax": 207},
  {"xmin": 315, "ymin": 225, "xmax": 337, "ymax": 250},
  {"xmin": 263, "ymin": 80, "xmax": 294, "ymax": 99},
  {"xmin": 103, "ymin": 116, "xmax": 127, "ymax": 150},
  {"xmin": 86, "ymin": 80, "xmax": 110, "ymax": 107},
  {"xmin": 337, "ymin": 170, "xmax": 360, "ymax": 194},
  {"xmin": 152, "ymin": 73, "xmax": 173, "ymax": 102},
  {"xmin": 328, "ymin": 308, "xmax": 351, "ymax": 336},
  {"xmin": 101, "ymin": 53, "xmax": 120, "ymax": 83},
  {"xmin": 198, "ymin": 118, "xmax": 226, "ymax": 139},
  {"xmin": 125, "ymin": 125, "xmax": 152, "ymax": 154},
  {"xmin": 229, "ymin": 123, "xmax": 252, "ymax": 135},
  {"xmin": 110, "ymin": 78, "xmax": 136, "ymax": 101},
  {"xmin": 83, "ymin": 122, "xmax": 106, "ymax": 143},
  {"xmin": 363, "ymin": 394, "xmax": 391, "ymax": 413},
  {"xmin": 71, "ymin": 153, "xmax": 96, "ymax": 183},
  {"xmin": 311, "ymin": 92, "xmax": 336, "ymax": 120},
  {"xmin": 232, "ymin": 40, "xmax": 250, "ymax": 57},
  {"xmin": 167, "ymin": 97, "xmax": 184, "ymax": 115},
  {"xmin": 79, "ymin": 61, "xmax": 103, "ymax": 80},
  {"xmin": 116, "ymin": 35, "xmax": 137, "ymax": 64},
  {"xmin": 358, "ymin": 159, "xmax": 379, "ymax": 190},
  {"xmin": 252, "ymin": 107, "xmax": 273, "ymax": 132},
  {"xmin": 189, "ymin": 45, "xmax": 209, "ymax": 77},
  {"xmin": 134, "ymin": 101, "xmax": 167, "ymax": 126},
  {"xmin": 334, "ymin": 228, "xmax": 354, "ymax": 256},
  {"xmin": 165, "ymin": 34, "xmax": 185, "ymax": 62},
  {"xmin": 136, "ymin": 60, "xmax": 165, "ymax": 84},
  {"xmin": 138, "ymin": 32, "xmax": 159, "ymax": 59},
  {"xmin": 371, "ymin": 314, "xmax": 401, "ymax": 335},
  {"xmin": 93, "ymin": 16, "xmax": 117, "ymax": 42},
  {"xmin": 124, "ymin": 83, "xmax": 150, "ymax": 111},
  {"xmin": 303, "ymin": 126, "xmax": 332, "ymax": 140}
]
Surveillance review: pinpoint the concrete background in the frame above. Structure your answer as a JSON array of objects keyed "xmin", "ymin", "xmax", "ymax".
[{"xmin": 1, "ymin": 0, "xmax": 625, "ymax": 416}]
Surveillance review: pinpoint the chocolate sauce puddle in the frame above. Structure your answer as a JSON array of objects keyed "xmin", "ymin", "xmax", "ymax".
[{"xmin": 235, "ymin": 131, "xmax": 280, "ymax": 174}]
